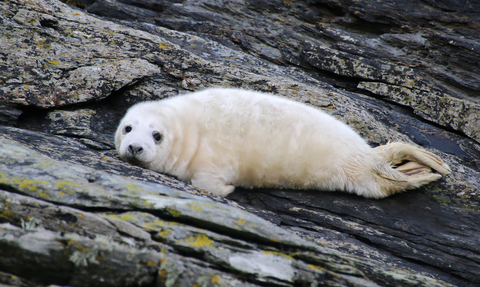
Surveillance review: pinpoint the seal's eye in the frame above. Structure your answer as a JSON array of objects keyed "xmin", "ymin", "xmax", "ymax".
[
  {"xmin": 153, "ymin": 131, "xmax": 162, "ymax": 143},
  {"xmin": 124, "ymin": 125, "xmax": 132, "ymax": 133}
]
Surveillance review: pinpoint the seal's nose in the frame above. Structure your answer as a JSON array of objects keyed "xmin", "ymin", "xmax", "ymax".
[{"xmin": 128, "ymin": 145, "xmax": 143, "ymax": 156}]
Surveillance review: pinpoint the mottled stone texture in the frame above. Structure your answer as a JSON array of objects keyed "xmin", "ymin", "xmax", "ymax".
[{"xmin": 0, "ymin": 0, "xmax": 479, "ymax": 286}]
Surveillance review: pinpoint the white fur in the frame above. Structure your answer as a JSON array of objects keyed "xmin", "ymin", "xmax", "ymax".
[{"xmin": 115, "ymin": 88, "xmax": 450, "ymax": 198}]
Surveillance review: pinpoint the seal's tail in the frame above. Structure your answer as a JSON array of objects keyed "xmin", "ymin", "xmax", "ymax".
[{"xmin": 372, "ymin": 142, "xmax": 451, "ymax": 197}]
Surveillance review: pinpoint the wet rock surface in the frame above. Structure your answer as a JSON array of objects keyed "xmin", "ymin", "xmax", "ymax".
[{"xmin": 1, "ymin": 0, "xmax": 479, "ymax": 286}]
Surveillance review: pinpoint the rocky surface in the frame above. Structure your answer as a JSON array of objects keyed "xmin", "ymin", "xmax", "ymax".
[{"xmin": 1, "ymin": 0, "xmax": 479, "ymax": 286}]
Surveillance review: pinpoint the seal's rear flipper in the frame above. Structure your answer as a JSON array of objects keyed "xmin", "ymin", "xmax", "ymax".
[
  {"xmin": 374, "ymin": 142, "xmax": 451, "ymax": 175},
  {"xmin": 371, "ymin": 142, "xmax": 450, "ymax": 198},
  {"xmin": 395, "ymin": 161, "xmax": 431, "ymax": 176}
]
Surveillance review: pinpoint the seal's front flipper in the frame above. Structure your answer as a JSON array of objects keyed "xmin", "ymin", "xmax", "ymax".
[{"xmin": 191, "ymin": 172, "xmax": 235, "ymax": 197}]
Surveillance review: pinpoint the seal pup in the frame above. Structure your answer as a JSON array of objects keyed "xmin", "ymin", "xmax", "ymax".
[{"xmin": 115, "ymin": 88, "xmax": 451, "ymax": 198}]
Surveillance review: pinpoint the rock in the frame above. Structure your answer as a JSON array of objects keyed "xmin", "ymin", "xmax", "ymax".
[
  {"xmin": 358, "ymin": 81, "xmax": 480, "ymax": 144},
  {"xmin": 2, "ymin": 3, "xmax": 161, "ymax": 108},
  {"xmin": 1, "ymin": 0, "xmax": 479, "ymax": 286},
  {"xmin": 1, "ymin": 131, "xmax": 421, "ymax": 287}
]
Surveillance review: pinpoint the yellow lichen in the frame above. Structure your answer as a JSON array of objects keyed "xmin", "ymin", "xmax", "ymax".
[
  {"xmin": 0, "ymin": 210, "xmax": 12, "ymax": 218},
  {"xmin": 185, "ymin": 234, "xmax": 213, "ymax": 248},
  {"xmin": 54, "ymin": 181, "xmax": 87, "ymax": 195},
  {"xmin": 308, "ymin": 264, "xmax": 325, "ymax": 271},
  {"xmin": 125, "ymin": 184, "xmax": 140, "ymax": 191},
  {"xmin": 143, "ymin": 260, "xmax": 157, "ymax": 267},
  {"xmin": 0, "ymin": 178, "xmax": 50, "ymax": 192},
  {"xmin": 55, "ymin": 181, "xmax": 84, "ymax": 190},
  {"xmin": 37, "ymin": 40, "xmax": 51, "ymax": 49},
  {"xmin": 159, "ymin": 269, "xmax": 167, "ymax": 278},
  {"xmin": 118, "ymin": 213, "xmax": 134, "ymax": 221},
  {"xmin": 65, "ymin": 239, "xmax": 79, "ymax": 249},
  {"xmin": 235, "ymin": 218, "xmax": 248, "ymax": 229},
  {"xmin": 262, "ymin": 250, "xmax": 294, "ymax": 260},
  {"xmin": 186, "ymin": 203, "xmax": 203, "ymax": 212},
  {"xmin": 73, "ymin": 244, "xmax": 91, "ymax": 253},
  {"xmin": 38, "ymin": 192, "xmax": 50, "ymax": 199},
  {"xmin": 143, "ymin": 219, "xmax": 174, "ymax": 231},
  {"xmin": 158, "ymin": 229, "xmax": 173, "ymax": 237},
  {"xmin": 166, "ymin": 208, "xmax": 181, "ymax": 217}
]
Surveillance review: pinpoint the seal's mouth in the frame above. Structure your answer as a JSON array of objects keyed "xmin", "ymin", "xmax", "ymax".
[{"xmin": 122, "ymin": 155, "xmax": 147, "ymax": 167}]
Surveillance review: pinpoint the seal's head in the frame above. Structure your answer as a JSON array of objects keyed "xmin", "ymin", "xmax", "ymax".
[{"xmin": 115, "ymin": 102, "xmax": 169, "ymax": 168}]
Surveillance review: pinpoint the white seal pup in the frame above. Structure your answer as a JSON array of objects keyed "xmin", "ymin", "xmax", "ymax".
[{"xmin": 115, "ymin": 88, "xmax": 451, "ymax": 198}]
